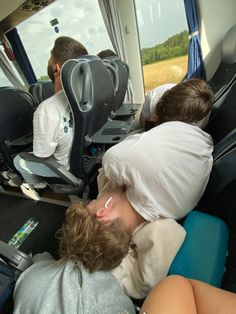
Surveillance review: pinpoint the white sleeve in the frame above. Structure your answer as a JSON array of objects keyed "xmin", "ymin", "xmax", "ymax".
[
  {"xmin": 112, "ymin": 219, "xmax": 186, "ymax": 299},
  {"xmin": 33, "ymin": 111, "xmax": 58, "ymax": 158},
  {"xmin": 139, "ymin": 93, "xmax": 152, "ymax": 126},
  {"xmin": 97, "ymin": 167, "xmax": 119, "ymax": 196},
  {"xmin": 102, "ymin": 157, "xmax": 131, "ymax": 188}
]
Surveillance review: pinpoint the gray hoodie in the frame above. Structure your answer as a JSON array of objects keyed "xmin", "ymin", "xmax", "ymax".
[{"xmin": 13, "ymin": 259, "xmax": 135, "ymax": 314}]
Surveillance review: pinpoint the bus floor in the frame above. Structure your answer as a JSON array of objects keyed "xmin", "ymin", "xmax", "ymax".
[{"xmin": 0, "ymin": 193, "xmax": 66, "ymax": 258}]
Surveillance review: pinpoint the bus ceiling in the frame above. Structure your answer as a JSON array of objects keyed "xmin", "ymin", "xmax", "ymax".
[{"xmin": 0, "ymin": 0, "xmax": 56, "ymax": 36}]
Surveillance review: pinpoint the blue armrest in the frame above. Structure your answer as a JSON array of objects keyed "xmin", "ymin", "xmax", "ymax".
[{"xmin": 169, "ymin": 211, "xmax": 229, "ymax": 287}]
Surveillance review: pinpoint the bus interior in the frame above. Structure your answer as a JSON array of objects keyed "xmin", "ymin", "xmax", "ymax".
[{"xmin": 0, "ymin": 0, "xmax": 236, "ymax": 312}]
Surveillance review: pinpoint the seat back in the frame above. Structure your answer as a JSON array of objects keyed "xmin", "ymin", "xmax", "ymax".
[
  {"xmin": 169, "ymin": 211, "xmax": 229, "ymax": 287},
  {"xmin": 29, "ymin": 80, "xmax": 55, "ymax": 105},
  {"xmin": 102, "ymin": 56, "xmax": 129, "ymax": 115},
  {"xmin": 61, "ymin": 55, "xmax": 114, "ymax": 178},
  {"xmin": 198, "ymin": 146, "xmax": 236, "ymax": 211},
  {"xmin": 208, "ymin": 24, "xmax": 236, "ymax": 101},
  {"xmin": 195, "ymin": 127, "xmax": 236, "ymax": 217},
  {"xmin": 206, "ymin": 79, "xmax": 236, "ymax": 144},
  {"xmin": 206, "ymin": 25, "xmax": 236, "ymax": 143},
  {"xmin": 0, "ymin": 87, "xmax": 35, "ymax": 172}
]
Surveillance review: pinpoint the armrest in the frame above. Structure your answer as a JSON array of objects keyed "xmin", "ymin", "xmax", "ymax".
[
  {"xmin": 5, "ymin": 132, "xmax": 33, "ymax": 147},
  {"xmin": 18, "ymin": 152, "xmax": 84, "ymax": 191},
  {"xmin": 115, "ymin": 103, "xmax": 140, "ymax": 117},
  {"xmin": 0, "ymin": 241, "xmax": 32, "ymax": 274}
]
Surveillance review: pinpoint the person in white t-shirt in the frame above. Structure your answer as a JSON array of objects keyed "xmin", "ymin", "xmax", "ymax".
[
  {"xmin": 139, "ymin": 83, "xmax": 176, "ymax": 128},
  {"xmin": 13, "ymin": 37, "xmax": 88, "ymax": 198},
  {"xmin": 139, "ymin": 82, "xmax": 211, "ymax": 130},
  {"xmin": 58, "ymin": 79, "xmax": 215, "ymax": 298}
]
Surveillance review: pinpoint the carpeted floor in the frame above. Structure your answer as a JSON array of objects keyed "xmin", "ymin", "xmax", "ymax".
[{"xmin": 0, "ymin": 193, "xmax": 66, "ymax": 257}]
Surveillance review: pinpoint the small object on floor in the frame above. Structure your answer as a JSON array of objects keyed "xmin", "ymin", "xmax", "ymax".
[
  {"xmin": 8, "ymin": 176, "xmax": 23, "ymax": 187},
  {"xmin": 0, "ymin": 170, "xmax": 22, "ymax": 186},
  {"xmin": 8, "ymin": 218, "xmax": 39, "ymax": 249},
  {"xmin": 1, "ymin": 170, "xmax": 15, "ymax": 180},
  {"xmin": 20, "ymin": 183, "xmax": 40, "ymax": 201},
  {"xmin": 33, "ymin": 182, "xmax": 47, "ymax": 189}
]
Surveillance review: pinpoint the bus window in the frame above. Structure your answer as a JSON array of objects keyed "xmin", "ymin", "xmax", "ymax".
[
  {"xmin": 0, "ymin": 45, "xmax": 25, "ymax": 88},
  {"xmin": 17, "ymin": 0, "xmax": 113, "ymax": 81},
  {"xmin": 0, "ymin": 68, "xmax": 13, "ymax": 87},
  {"xmin": 135, "ymin": 0, "xmax": 189, "ymax": 93}
]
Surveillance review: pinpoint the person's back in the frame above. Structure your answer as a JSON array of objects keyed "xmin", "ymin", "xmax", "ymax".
[
  {"xmin": 139, "ymin": 83, "xmax": 176, "ymax": 128},
  {"xmin": 101, "ymin": 121, "xmax": 213, "ymax": 221},
  {"xmin": 33, "ymin": 90, "xmax": 73, "ymax": 169},
  {"xmin": 13, "ymin": 258, "xmax": 135, "ymax": 314},
  {"xmin": 13, "ymin": 36, "xmax": 88, "ymax": 197}
]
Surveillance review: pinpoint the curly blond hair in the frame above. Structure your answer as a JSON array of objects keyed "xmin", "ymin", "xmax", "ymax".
[{"xmin": 58, "ymin": 201, "xmax": 131, "ymax": 272}]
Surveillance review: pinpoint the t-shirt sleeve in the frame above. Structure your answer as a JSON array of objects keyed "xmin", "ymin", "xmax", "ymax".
[
  {"xmin": 139, "ymin": 93, "xmax": 152, "ymax": 127},
  {"xmin": 102, "ymin": 157, "xmax": 131, "ymax": 188},
  {"xmin": 33, "ymin": 112, "xmax": 58, "ymax": 158}
]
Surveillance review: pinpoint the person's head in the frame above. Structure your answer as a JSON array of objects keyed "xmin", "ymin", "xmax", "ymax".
[
  {"xmin": 58, "ymin": 199, "xmax": 132, "ymax": 272},
  {"xmin": 47, "ymin": 36, "xmax": 88, "ymax": 90},
  {"xmin": 154, "ymin": 78, "xmax": 215, "ymax": 125},
  {"xmin": 97, "ymin": 49, "xmax": 117, "ymax": 59}
]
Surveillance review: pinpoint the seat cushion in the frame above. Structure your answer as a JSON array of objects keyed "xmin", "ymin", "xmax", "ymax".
[{"xmin": 169, "ymin": 211, "xmax": 229, "ymax": 287}]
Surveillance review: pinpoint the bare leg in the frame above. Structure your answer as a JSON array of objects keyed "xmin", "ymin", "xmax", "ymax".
[
  {"xmin": 140, "ymin": 275, "xmax": 197, "ymax": 314},
  {"xmin": 140, "ymin": 275, "xmax": 236, "ymax": 314},
  {"xmin": 189, "ymin": 278, "xmax": 236, "ymax": 314}
]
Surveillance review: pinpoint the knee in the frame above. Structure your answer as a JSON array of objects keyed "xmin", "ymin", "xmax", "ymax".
[{"xmin": 163, "ymin": 275, "xmax": 192, "ymax": 290}]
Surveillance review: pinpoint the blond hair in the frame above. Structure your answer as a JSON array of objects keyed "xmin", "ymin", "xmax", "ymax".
[{"xmin": 58, "ymin": 202, "xmax": 131, "ymax": 272}]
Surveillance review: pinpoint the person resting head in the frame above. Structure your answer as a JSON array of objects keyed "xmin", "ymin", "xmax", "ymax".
[
  {"xmin": 139, "ymin": 78, "xmax": 214, "ymax": 130},
  {"xmin": 58, "ymin": 197, "xmax": 132, "ymax": 272},
  {"xmin": 154, "ymin": 78, "xmax": 214, "ymax": 127},
  {"xmin": 57, "ymin": 78, "xmax": 214, "ymax": 297}
]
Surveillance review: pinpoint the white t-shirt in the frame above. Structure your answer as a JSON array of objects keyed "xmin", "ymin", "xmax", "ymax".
[
  {"xmin": 141, "ymin": 83, "xmax": 176, "ymax": 122},
  {"xmin": 33, "ymin": 90, "xmax": 74, "ymax": 169},
  {"xmin": 100, "ymin": 121, "xmax": 213, "ymax": 221}
]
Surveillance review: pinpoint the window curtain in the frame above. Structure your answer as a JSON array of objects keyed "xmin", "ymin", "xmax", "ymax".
[
  {"xmin": 184, "ymin": 0, "xmax": 206, "ymax": 79},
  {"xmin": 6, "ymin": 28, "xmax": 37, "ymax": 85},
  {"xmin": 98, "ymin": 0, "xmax": 134, "ymax": 102},
  {"xmin": 0, "ymin": 49, "xmax": 25, "ymax": 89}
]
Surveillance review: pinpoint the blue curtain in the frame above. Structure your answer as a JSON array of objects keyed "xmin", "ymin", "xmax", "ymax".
[
  {"xmin": 184, "ymin": 0, "xmax": 205, "ymax": 79},
  {"xmin": 6, "ymin": 28, "xmax": 37, "ymax": 85}
]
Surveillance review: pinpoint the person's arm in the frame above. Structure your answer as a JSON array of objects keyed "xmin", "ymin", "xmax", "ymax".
[
  {"xmin": 140, "ymin": 275, "xmax": 236, "ymax": 314},
  {"xmin": 33, "ymin": 110, "xmax": 58, "ymax": 158}
]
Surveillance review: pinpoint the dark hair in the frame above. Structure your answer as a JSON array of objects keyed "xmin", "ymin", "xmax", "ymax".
[
  {"xmin": 97, "ymin": 49, "xmax": 117, "ymax": 59},
  {"xmin": 155, "ymin": 78, "xmax": 215, "ymax": 124},
  {"xmin": 51, "ymin": 36, "xmax": 88, "ymax": 65},
  {"xmin": 58, "ymin": 202, "xmax": 131, "ymax": 272}
]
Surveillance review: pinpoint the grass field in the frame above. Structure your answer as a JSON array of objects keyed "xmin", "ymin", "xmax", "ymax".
[{"xmin": 143, "ymin": 55, "xmax": 188, "ymax": 93}]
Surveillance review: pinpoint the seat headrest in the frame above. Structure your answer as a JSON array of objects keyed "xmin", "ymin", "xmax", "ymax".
[
  {"xmin": 0, "ymin": 87, "xmax": 35, "ymax": 140},
  {"xmin": 61, "ymin": 55, "xmax": 114, "ymax": 136},
  {"xmin": 102, "ymin": 56, "xmax": 129, "ymax": 112},
  {"xmin": 221, "ymin": 24, "xmax": 236, "ymax": 64}
]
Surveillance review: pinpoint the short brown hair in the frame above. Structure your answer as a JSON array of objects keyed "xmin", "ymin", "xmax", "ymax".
[
  {"xmin": 155, "ymin": 78, "xmax": 214, "ymax": 124},
  {"xmin": 58, "ymin": 202, "xmax": 131, "ymax": 272},
  {"xmin": 51, "ymin": 36, "xmax": 88, "ymax": 66},
  {"xmin": 97, "ymin": 49, "xmax": 117, "ymax": 59}
]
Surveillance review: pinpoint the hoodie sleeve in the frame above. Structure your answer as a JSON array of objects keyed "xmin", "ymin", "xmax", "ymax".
[{"xmin": 112, "ymin": 218, "xmax": 186, "ymax": 299}]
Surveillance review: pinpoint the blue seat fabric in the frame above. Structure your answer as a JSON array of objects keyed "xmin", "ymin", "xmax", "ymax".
[{"xmin": 169, "ymin": 211, "xmax": 229, "ymax": 287}]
